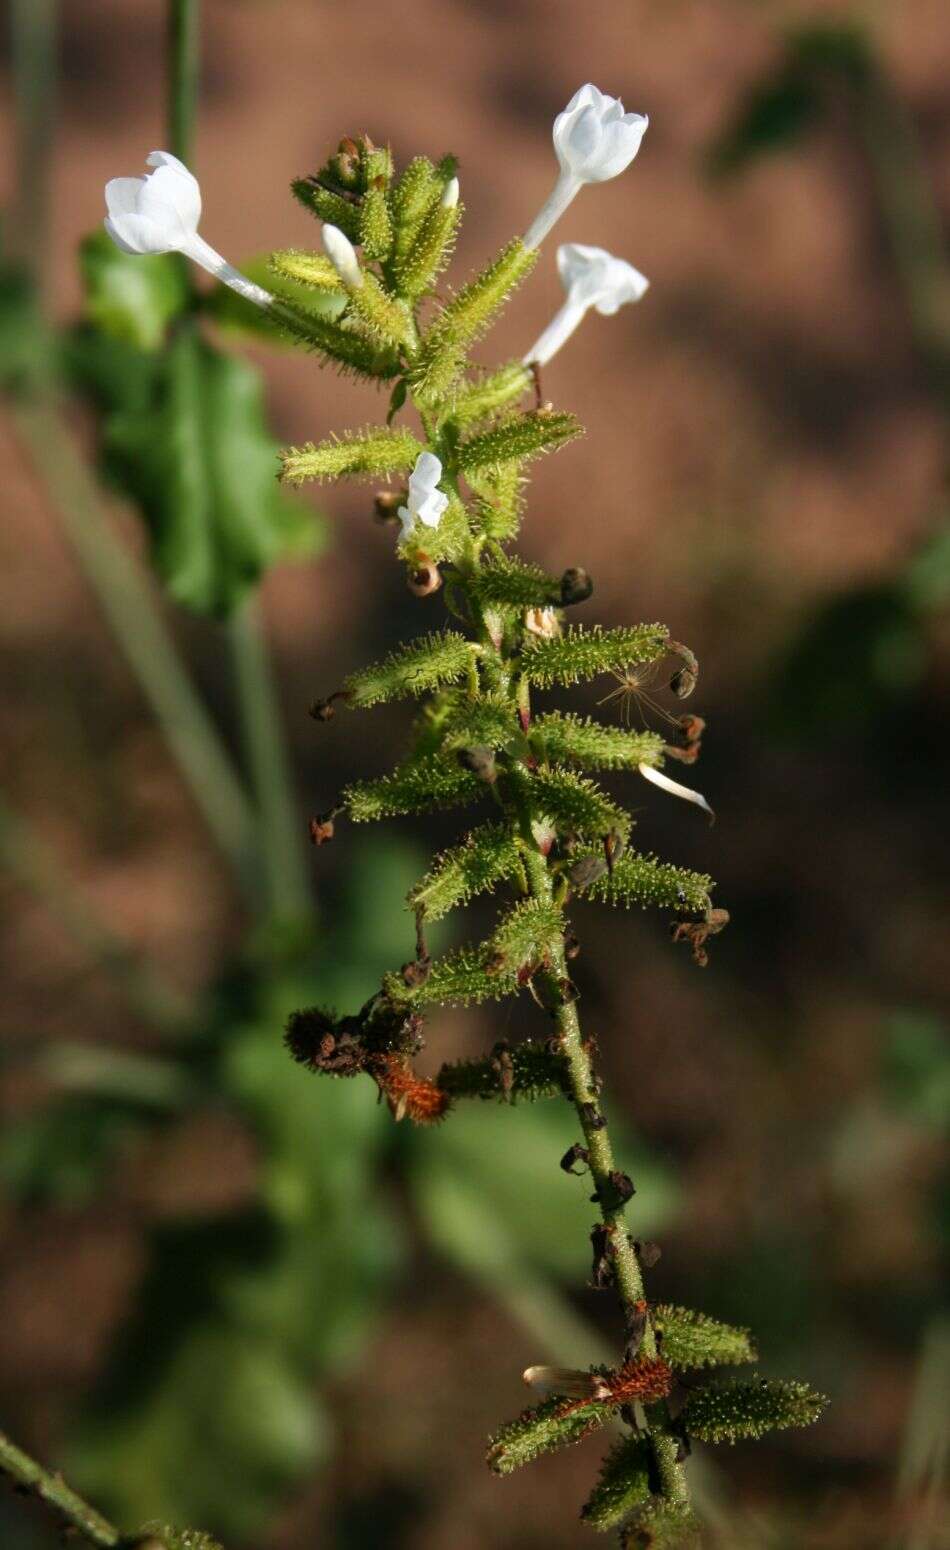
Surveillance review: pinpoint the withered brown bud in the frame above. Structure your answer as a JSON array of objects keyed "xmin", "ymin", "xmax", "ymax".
[
  {"xmin": 560, "ymin": 566, "xmax": 594, "ymax": 606},
  {"xmin": 580, "ymin": 1101, "xmax": 606, "ymax": 1130},
  {"xmin": 670, "ymin": 667, "xmax": 697, "ymax": 699},
  {"xmin": 457, "ymin": 745, "xmax": 497, "ymax": 783},
  {"xmin": 408, "ymin": 560, "xmax": 442, "ymax": 597},
  {"xmin": 564, "ymin": 930, "xmax": 581, "ymax": 960},
  {"xmin": 308, "ymin": 815, "xmax": 335, "ymax": 846},
  {"xmin": 373, "ymin": 490, "xmax": 403, "ymax": 523},
  {"xmin": 285, "ymin": 1006, "xmax": 341, "ymax": 1068},
  {"xmin": 592, "ymin": 1170, "xmax": 636, "ymax": 1208},
  {"xmin": 568, "ymin": 853, "xmax": 608, "ymax": 889},
  {"xmin": 401, "ymin": 957, "xmax": 431, "ymax": 989},
  {"xmin": 634, "ymin": 1239, "xmax": 662, "ymax": 1268},
  {"xmin": 309, "ymin": 691, "xmax": 349, "ymax": 722},
  {"xmin": 560, "ymin": 1142, "xmax": 590, "ymax": 1175}
]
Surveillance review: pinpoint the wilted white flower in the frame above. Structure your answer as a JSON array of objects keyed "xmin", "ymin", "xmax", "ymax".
[
  {"xmin": 322, "ymin": 223, "xmax": 363, "ymax": 289},
  {"xmin": 524, "ymin": 84, "xmax": 648, "ymax": 250},
  {"xmin": 398, "ymin": 452, "xmax": 449, "ymax": 542},
  {"xmin": 103, "ymin": 150, "xmax": 272, "ymax": 307},
  {"xmin": 638, "ymin": 762, "xmax": 715, "ymax": 823},
  {"xmin": 524, "ymin": 242, "xmax": 649, "ymax": 366},
  {"xmin": 524, "ymin": 605, "xmax": 561, "ymax": 639}
]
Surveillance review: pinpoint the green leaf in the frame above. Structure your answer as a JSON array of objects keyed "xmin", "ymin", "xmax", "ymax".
[
  {"xmin": 486, "ymin": 1392, "xmax": 615, "ymax": 1474},
  {"xmin": 521, "ymin": 624, "xmax": 669, "ymax": 688},
  {"xmin": 436, "ymin": 1038, "xmax": 567, "ymax": 1102},
  {"xmin": 468, "ymin": 556, "xmax": 563, "ymax": 609},
  {"xmin": 581, "ymin": 1436, "xmax": 652, "ymax": 1532},
  {"xmin": 103, "ymin": 330, "xmax": 318, "ymax": 615},
  {"xmin": 280, "ymin": 424, "xmax": 422, "ymax": 485},
  {"xmin": 680, "ymin": 1377, "xmax": 827, "ymax": 1444},
  {"xmin": 652, "ymin": 1305, "xmax": 757, "ymax": 1370},
  {"xmin": 79, "ymin": 231, "xmax": 188, "ymax": 351},
  {"xmin": 342, "ymin": 631, "xmax": 473, "ymax": 708}
]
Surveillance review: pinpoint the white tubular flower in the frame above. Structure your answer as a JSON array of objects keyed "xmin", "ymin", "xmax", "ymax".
[
  {"xmin": 103, "ymin": 151, "xmax": 273, "ymax": 307},
  {"xmin": 322, "ymin": 223, "xmax": 363, "ymax": 290},
  {"xmin": 524, "ymin": 84, "xmax": 648, "ymax": 250},
  {"xmin": 398, "ymin": 452, "xmax": 449, "ymax": 542},
  {"xmin": 441, "ymin": 176, "xmax": 460, "ymax": 210},
  {"xmin": 638, "ymin": 762, "xmax": 715, "ymax": 823},
  {"xmin": 524, "ymin": 242, "xmax": 649, "ymax": 366}
]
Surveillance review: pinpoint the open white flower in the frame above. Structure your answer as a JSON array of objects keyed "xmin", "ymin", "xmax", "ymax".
[
  {"xmin": 638, "ymin": 762, "xmax": 715, "ymax": 823},
  {"xmin": 524, "ymin": 85, "xmax": 648, "ymax": 250},
  {"xmin": 524, "ymin": 242, "xmax": 649, "ymax": 366},
  {"xmin": 398, "ymin": 452, "xmax": 449, "ymax": 542},
  {"xmin": 104, "ymin": 150, "xmax": 273, "ymax": 307}
]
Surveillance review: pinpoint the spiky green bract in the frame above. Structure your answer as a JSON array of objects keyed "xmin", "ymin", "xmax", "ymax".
[
  {"xmin": 578, "ymin": 852, "xmax": 713, "ymax": 914},
  {"xmin": 291, "ymin": 177, "xmax": 362, "ymax": 240},
  {"xmin": 522, "ymin": 625, "xmax": 669, "ymax": 688},
  {"xmin": 467, "ymin": 557, "xmax": 563, "ymax": 609},
  {"xmin": 620, "ymin": 1501, "xmax": 701, "ymax": 1548},
  {"xmin": 410, "ymin": 239, "xmax": 538, "ymax": 399},
  {"xmin": 438, "ymin": 695, "xmax": 519, "ymax": 753},
  {"xmin": 652, "ymin": 1307, "xmax": 757, "ymax": 1371},
  {"xmin": 346, "ymin": 273, "xmax": 416, "ymax": 350},
  {"xmin": 532, "ymin": 714, "xmax": 664, "ymax": 771},
  {"xmin": 385, "ymin": 945, "xmax": 518, "ymax": 1009},
  {"xmin": 279, "ymin": 426, "xmax": 421, "ymax": 485},
  {"xmin": 271, "ymin": 302, "xmax": 398, "ymax": 380},
  {"xmin": 342, "ymin": 632, "xmax": 473, "ymax": 709},
  {"xmin": 397, "ymin": 492, "xmax": 470, "ymax": 567},
  {"xmin": 487, "ymin": 1395, "xmax": 615, "ymax": 1475},
  {"xmin": 344, "ymin": 757, "xmax": 483, "ymax": 822},
  {"xmin": 408, "ymin": 823, "xmax": 523, "ymax": 921},
  {"xmin": 447, "ymin": 363, "xmax": 532, "ymax": 427},
  {"xmin": 436, "ymin": 1038, "xmax": 568, "ymax": 1102},
  {"xmin": 391, "ymin": 156, "xmax": 443, "ymax": 270},
  {"xmin": 581, "ymin": 1437, "xmax": 652, "ymax": 1532},
  {"xmin": 681, "ymin": 1379, "xmax": 827, "ymax": 1445},
  {"xmin": 395, "ymin": 195, "xmax": 460, "ymax": 299},
  {"xmin": 458, "ymin": 409, "xmax": 582, "ymax": 474},
  {"xmin": 144, "ymin": 1530, "xmax": 223, "ymax": 1550},
  {"xmin": 468, "ymin": 461, "xmax": 527, "ymax": 540},
  {"xmin": 527, "ymin": 768, "xmax": 630, "ymax": 842},
  {"xmin": 489, "ymin": 897, "xmax": 564, "ymax": 974},
  {"xmin": 359, "ymin": 186, "xmax": 394, "ymax": 262},
  {"xmin": 269, "ymin": 249, "xmax": 344, "ymax": 292}
]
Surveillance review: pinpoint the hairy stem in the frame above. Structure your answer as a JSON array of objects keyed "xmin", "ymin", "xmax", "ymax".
[
  {"xmin": 522, "ymin": 843, "xmax": 690, "ymax": 1509},
  {"xmin": 0, "ymin": 1429, "xmax": 120, "ymax": 1548}
]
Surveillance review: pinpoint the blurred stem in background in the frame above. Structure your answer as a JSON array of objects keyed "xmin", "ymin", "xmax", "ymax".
[{"xmin": 9, "ymin": 0, "xmax": 56, "ymax": 306}]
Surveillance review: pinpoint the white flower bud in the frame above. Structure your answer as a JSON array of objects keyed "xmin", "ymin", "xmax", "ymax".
[
  {"xmin": 398, "ymin": 452, "xmax": 449, "ymax": 543},
  {"xmin": 322, "ymin": 223, "xmax": 363, "ymax": 290},
  {"xmin": 103, "ymin": 151, "xmax": 273, "ymax": 307},
  {"xmin": 441, "ymin": 176, "xmax": 460, "ymax": 210},
  {"xmin": 524, "ymin": 242, "xmax": 649, "ymax": 366},
  {"xmin": 524, "ymin": 84, "xmax": 648, "ymax": 250}
]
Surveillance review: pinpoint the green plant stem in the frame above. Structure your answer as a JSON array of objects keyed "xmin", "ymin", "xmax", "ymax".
[
  {"xmin": 0, "ymin": 1429, "xmax": 119, "ymax": 1548},
  {"xmin": 522, "ymin": 844, "xmax": 691, "ymax": 1512},
  {"xmin": 167, "ymin": 0, "xmax": 200, "ymax": 166},
  {"xmin": 10, "ymin": 0, "xmax": 57, "ymax": 299},
  {"xmin": 227, "ymin": 598, "xmax": 312, "ymax": 922},
  {"xmin": 0, "ymin": 794, "xmax": 190, "ymax": 1035},
  {"xmin": 11, "ymin": 400, "xmax": 260, "ymax": 902}
]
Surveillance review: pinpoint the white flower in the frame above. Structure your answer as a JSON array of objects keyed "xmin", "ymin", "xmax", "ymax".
[
  {"xmin": 524, "ymin": 85, "xmax": 648, "ymax": 250},
  {"xmin": 638, "ymin": 762, "xmax": 715, "ymax": 823},
  {"xmin": 524, "ymin": 242, "xmax": 649, "ymax": 366},
  {"xmin": 322, "ymin": 223, "xmax": 363, "ymax": 290},
  {"xmin": 441, "ymin": 177, "xmax": 460, "ymax": 210},
  {"xmin": 398, "ymin": 452, "xmax": 449, "ymax": 542},
  {"xmin": 103, "ymin": 150, "xmax": 272, "ymax": 307}
]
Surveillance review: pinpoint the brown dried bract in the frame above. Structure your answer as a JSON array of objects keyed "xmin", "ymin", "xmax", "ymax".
[{"xmin": 670, "ymin": 906, "xmax": 730, "ymax": 967}]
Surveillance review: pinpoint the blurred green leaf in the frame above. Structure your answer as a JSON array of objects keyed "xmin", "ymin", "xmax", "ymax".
[
  {"xmin": 68, "ymin": 1324, "xmax": 328, "ymax": 1538},
  {"xmin": 411, "ymin": 1098, "xmax": 677, "ymax": 1284},
  {"xmin": 0, "ymin": 259, "xmax": 45, "ymax": 390},
  {"xmin": 78, "ymin": 231, "xmax": 189, "ymax": 351},
  {"xmin": 102, "ymin": 329, "xmax": 321, "ymax": 614},
  {"xmin": 0, "ymin": 1099, "xmax": 139, "ymax": 1207},
  {"xmin": 885, "ymin": 1013, "xmax": 950, "ymax": 1131}
]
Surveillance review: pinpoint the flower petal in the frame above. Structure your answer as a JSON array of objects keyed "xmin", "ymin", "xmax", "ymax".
[
  {"xmin": 638, "ymin": 762, "xmax": 715, "ymax": 822},
  {"xmin": 104, "ymin": 176, "xmax": 145, "ymax": 218},
  {"xmin": 138, "ymin": 162, "xmax": 201, "ymax": 238},
  {"xmin": 104, "ymin": 211, "xmax": 175, "ymax": 256}
]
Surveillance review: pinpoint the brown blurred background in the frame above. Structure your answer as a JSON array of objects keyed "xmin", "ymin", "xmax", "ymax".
[{"xmin": 1, "ymin": 2, "xmax": 948, "ymax": 1547}]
